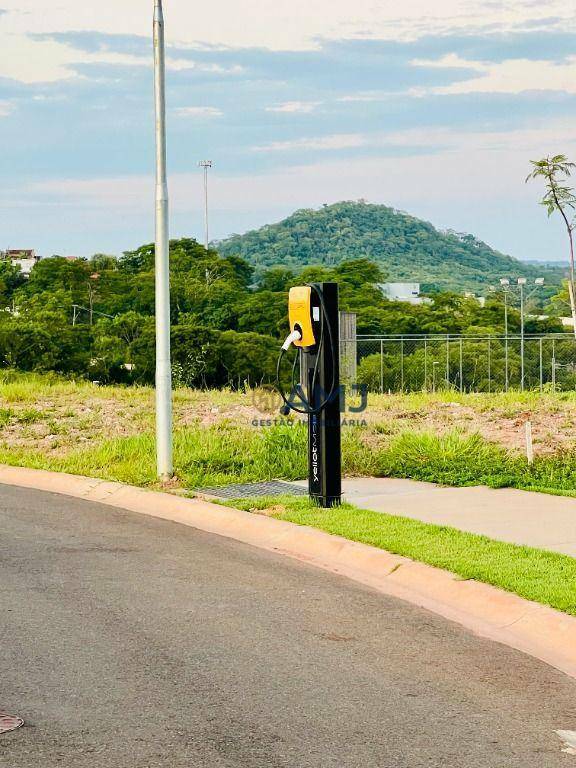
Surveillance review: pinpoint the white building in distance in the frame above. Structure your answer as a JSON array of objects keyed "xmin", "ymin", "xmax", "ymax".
[
  {"xmin": 378, "ymin": 282, "xmax": 427, "ymax": 305},
  {"xmin": 3, "ymin": 249, "xmax": 40, "ymax": 278}
]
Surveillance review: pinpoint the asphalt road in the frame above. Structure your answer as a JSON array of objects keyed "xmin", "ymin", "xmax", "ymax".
[{"xmin": 1, "ymin": 485, "xmax": 576, "ymax": 767}]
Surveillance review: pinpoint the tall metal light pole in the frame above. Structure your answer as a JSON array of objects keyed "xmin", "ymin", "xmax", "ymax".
[
  {"xmin": 154, "ymin": 0, "xmax": 173, "ymax": 480},
  {"xmin": 199, "ymin": 160, "xmax": 213, "ymax": 251}
]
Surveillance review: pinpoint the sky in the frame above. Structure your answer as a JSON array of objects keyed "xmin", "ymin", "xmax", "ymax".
[{"xmin": 1, "ymin": 1, "xmax": 576, "ymax": 263}]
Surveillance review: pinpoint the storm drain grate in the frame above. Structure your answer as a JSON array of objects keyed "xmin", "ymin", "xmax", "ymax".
[
  {"xmin": 0, "ymin": 712, "xmax": 23, "ymax": 735},
  {"xmin": 196, "ymin": 481, "xmax": 308, "ymax": 500}
]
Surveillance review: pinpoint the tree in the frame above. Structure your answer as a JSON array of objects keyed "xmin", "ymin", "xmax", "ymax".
[
  {"xmin": 92, "ymin": 313, "xmax": 155, "ymax": 383},
  {"xmin": 334, "ymin": 258, "xmax": 385, "ymax": 288},
  {"xmin": 0, "ymin": 260, "xmax": 25, "ymax": 306},
  {"xmin": 527, "ymin": 155, "xmax": 576, "ymax": 335},
  {"xmin": 257, "ymin": 267, "xmax": 295, "ymax": 292},
  {"xmin": 215, "ymin": 201, "xmax": 545, "ymax": 294},
  {"xmin": 0, "ymin": 232, "xmax": 559, "ymax": 387}
]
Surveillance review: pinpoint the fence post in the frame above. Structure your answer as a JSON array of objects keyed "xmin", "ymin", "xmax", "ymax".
[
  {"xmin": 339, "ymin": 312, "xmax": 357, "ymax": 385},
  {"xmin": 424, "ymin": 339, "xmax": 428, "ymax": 391},
  {"xmin": 380, "ymin": 339, "xmax": 384, "ymax": 395},
  {"xmin": 552, "ymin": 339, "xmax": 556, "ymax": 392},
  {"xmin": 488, "ymin": 338, "xmax": 491, "ymax": 393},
  {"xmin": 445, "ymin": 335, "xmax": 450, "ymax": 388},
  {"xmin": 400, "ymin": 338, "xmax": 405, "ymax": 392},
  {"xmin": 459, "ymin": 338, "xmax": 463, "ymax": 393}
]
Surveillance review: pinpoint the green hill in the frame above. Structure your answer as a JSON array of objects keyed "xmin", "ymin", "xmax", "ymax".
[{"xmin": 216, "ymin": 201, "xmax": 563, "ymax": 293}]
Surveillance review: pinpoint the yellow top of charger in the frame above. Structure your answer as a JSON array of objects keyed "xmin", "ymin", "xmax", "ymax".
[{"xmin": 289, "ymin": 286, "xmax": 316, "ymax": 348}]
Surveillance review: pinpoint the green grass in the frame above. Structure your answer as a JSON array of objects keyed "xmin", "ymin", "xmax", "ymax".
[
  {"xmin": 0, "ymin": 419, "xmax": 378, "ymax": 489},
  {"xmin": 375, "ymin": 430, "xmax": 576, "ymax": 496},
  {"xmin": 17, "ymin": 409, "xmax": 45, "ymax": 425},
  {"xmin": 2, "ymin": 418, "xmax": 576, "ymax": 497},
  {"xmin": 229, "ymin": 496, "xmax": 576, "ymax": 616},
  {"xmin": 0, "ymin": 408, "xmax": 14, "ymax": 427},
  {"xmin": 377, "ymin": 431, "xmax": 513, "ymax": 487},
  {"xmin": 0, "ymin": 371, "xmax": 87, "ymax": 403},
  {"xmin": 0, "ymin": 423, "xmax": 310, "ymax": 488}
]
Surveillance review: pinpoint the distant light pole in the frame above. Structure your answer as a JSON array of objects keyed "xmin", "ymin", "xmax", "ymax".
[
  {"xmin": 87, "ymin": 273, "xmax": 100, "ymax": 326},
  {"xmin": 198, "ymin": 160, "xmax": 213, "ymax": 251},
  {"xmin": 499, "ymin": 278, "xmax": 510, "ymax": 391},
  {"xmin": 518, "ymin": 278, "xmax": 527, "ymax": 390},
  {"xmin": 500, "ymin": 277, "xmax": 545, "ymax": 391},
  {"xmin": 153, "ymin": 0, "xmax": 173, "ymax": 480}
]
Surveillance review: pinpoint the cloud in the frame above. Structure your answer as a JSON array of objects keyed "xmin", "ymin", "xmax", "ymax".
[
  {"xmin": 174, "ymin": 106, "xmax": 224, "ymax": 118},
  {"xmin": 412, "ymin": 54, "xmax": 576, "ymax": 95},
  {"xmin": 0, "ymin": 100, "xmax": 14, "ymax": 116},
  {"xmin": 12, "ymin": 116, "xmax": 576, "ymax": 260},
  {"xmin": 22, "ymin": 118, "xmax": 576, "ymax": 208},
  {"xmin": 0, "ymin": 29, "xmax": 244, "ymax": 84},
  {"xmin": 251, "ymin": 120, "xmax": 576, "ymax": 158},
  {"xmin": 265, "ymin": 101, "xmax": 321, "ymax": 113},
  {"xmin": 3, "ymin": 7, "xmax": 576, "ymax": 261},
  {"xmin": 336, "ymin": 92, "xmax": 400, "ymax": 103},
  {"xmin": 2, "ymin": 0, "xmax": 575, "ymax": 48},
  {"xmin": 253, "ymin": 133, "xmax": 366, "ymax": 152},
  {"xmin": 0, "ymin": 35, "xmax": 153, "ymax": 83},
  {"xmin": 1, "ymin": 1, "xmax": 576, "ymax": 84}
]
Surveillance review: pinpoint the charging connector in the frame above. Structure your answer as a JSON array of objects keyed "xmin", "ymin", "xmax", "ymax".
[{"xmin": 282, "ymin": 329, "xmax": 302, "ymax": 351}]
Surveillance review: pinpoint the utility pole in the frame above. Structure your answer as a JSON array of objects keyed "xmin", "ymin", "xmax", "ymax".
[
  {"xmin": 153, "ymin": 0, "xmax": 173, "ymax": 480},
  {"xmin": 199, "ymin": 160, "xmax": 213, "ymax": 251},
  {"xmin": 87, "ymin": 274, "xmax": 99, "ymax": 326}
]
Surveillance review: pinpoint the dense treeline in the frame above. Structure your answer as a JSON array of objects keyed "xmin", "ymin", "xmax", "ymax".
[
  {"xmin": 216, "ymin": 201, "xmax": 565, "ymax": 294},
  {"xmin": 0, "ymin": 238, "xmax": 566, "ymax": 387}
]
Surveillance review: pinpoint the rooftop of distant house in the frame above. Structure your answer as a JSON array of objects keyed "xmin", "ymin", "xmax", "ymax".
[{"xmin": 5, "ymin": 249, "xmax": 38, "ymax": 260}]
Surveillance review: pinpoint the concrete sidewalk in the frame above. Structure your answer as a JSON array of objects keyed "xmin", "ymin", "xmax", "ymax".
[{"xmin": 341, "ymin": 478, "xmax": 576, "ymax": 556}]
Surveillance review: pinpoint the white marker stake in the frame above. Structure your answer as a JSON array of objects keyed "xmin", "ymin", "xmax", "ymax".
[{"xmin": 525, "ymin": 421, "xmax": 534, "ymax": 465}]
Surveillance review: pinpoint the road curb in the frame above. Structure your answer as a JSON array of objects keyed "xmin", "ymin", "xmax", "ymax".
[{"xmin": 2, "ymin": 464, "xmax": 576, "ymax": 680}]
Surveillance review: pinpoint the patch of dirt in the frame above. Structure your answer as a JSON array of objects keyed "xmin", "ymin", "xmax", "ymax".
[
  {"xmin": 0, "ymin": 393, "xmax": 152, "ymax": 455},
  {"xmin": 252, "ymin": 505, "xmax": 287, "ymax": 517},
  {"xmin": 362, "ymin": 397, "xmax": 576, "ymax": 456}
]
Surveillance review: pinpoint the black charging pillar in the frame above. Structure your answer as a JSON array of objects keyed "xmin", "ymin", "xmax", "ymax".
[{"xmin": 305, "ymin": 283, "xmax": 342, "ymax": 508}]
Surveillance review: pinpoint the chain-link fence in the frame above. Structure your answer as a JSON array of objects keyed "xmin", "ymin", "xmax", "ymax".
[{"xmin": 340, "ymin": 334, "xmax": 576, "ymax": 393}]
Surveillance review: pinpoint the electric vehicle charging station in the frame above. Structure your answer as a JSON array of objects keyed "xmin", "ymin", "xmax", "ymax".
[{"xmin": 277, "ymin": 283, "xmax": 342, "ymax": 508}]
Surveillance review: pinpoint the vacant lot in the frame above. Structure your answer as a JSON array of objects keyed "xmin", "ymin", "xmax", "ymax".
[
  {"xmin": 1, "ymin": 371, "xmax": 576, "ymax": 494},
  {"xmin": 1, "ymin": 372, "xmax": 575, "ymax": 454}
]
